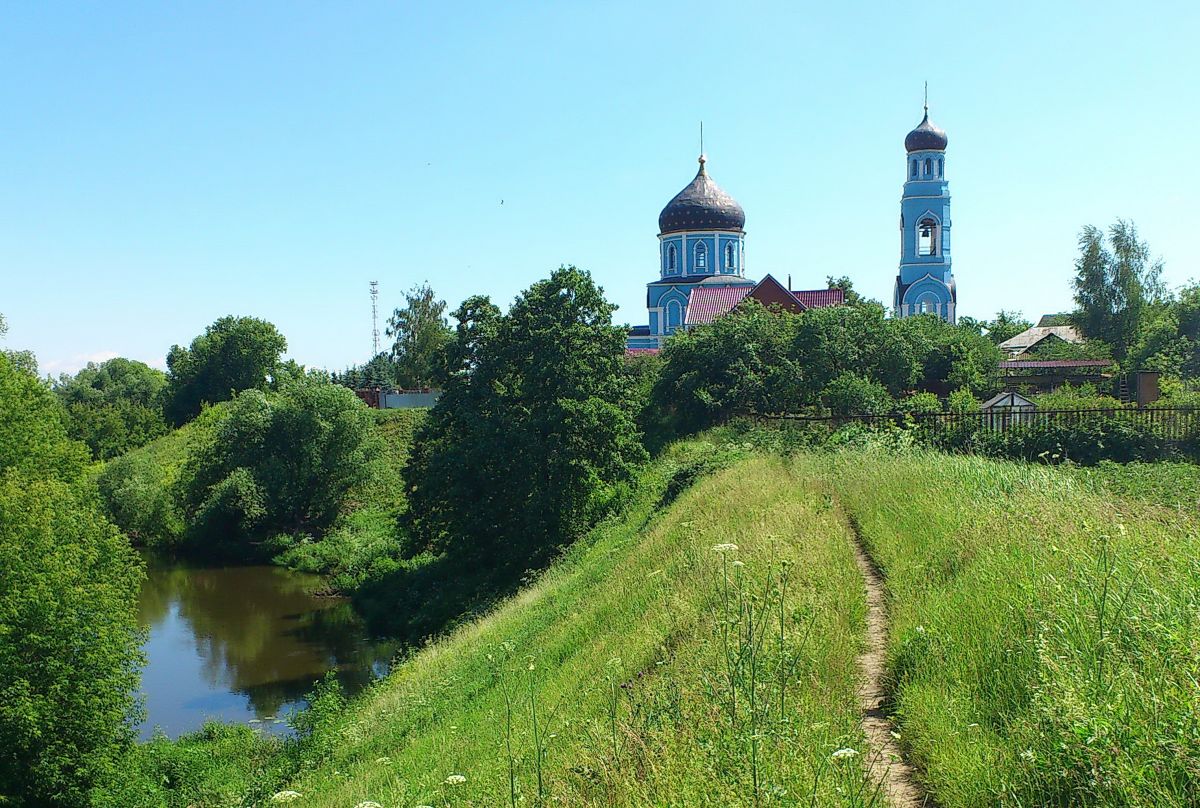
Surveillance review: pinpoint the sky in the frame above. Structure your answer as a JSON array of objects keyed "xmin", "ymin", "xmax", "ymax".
[{"xmin": 3, "ymin": 1, "xmax": 1198, "ymax": 375}]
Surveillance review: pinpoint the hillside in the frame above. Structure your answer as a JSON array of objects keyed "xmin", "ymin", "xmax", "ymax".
[
  {"xmin": 92, "ymin": 426, "xmax": 1200, "ymax": 806},
  {"xmin": 242, "ymin": 438, "xmax": 1200, "ymax": 807}
]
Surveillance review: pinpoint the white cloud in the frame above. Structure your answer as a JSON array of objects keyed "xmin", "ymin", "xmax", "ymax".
[{"xmin": 41, "ymin": 350, "xmax": 120, "ymax": 375}]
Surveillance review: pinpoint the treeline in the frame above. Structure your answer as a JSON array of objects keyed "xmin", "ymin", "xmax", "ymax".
[{"xmin": 0, "ymin": 320, "xmax": 143, "ymax": 807}]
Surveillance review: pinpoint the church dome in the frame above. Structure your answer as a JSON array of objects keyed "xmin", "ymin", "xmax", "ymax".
[
  {"xmin": 904, "ymin": 111, "xmax": 948, "ymax": 152},
  {"xmin": 658, "ymin": 156, "xmax": 745, "ymax": 234}
]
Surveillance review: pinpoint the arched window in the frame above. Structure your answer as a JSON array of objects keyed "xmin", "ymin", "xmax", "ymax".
[
  {"xmin": 666, "ymin": 244, "xmax": 677, "ymax": 273},
  {"xmin": 918, "ymin": 217, "xmax": 938, "ymax": 256},
  {"xmin": 938, "ymin": 158, "xmax": 943, "ymax": 176},
  {"xmin": 924, "ymin": 158, "xmax": 931, "ymax": 175},
  {"xmin": 911, "ymin": 160, "xmax": 918, "ymax": 179},
  {"xmin": 920, "ymin": 300, "xmax": 931, "ymax": 314},
  {"xmin": 724, "ymin": 243, "xmax": 735, "ymax": 271},
  {"xmin": 665, "ymin": 300, "xmax": 683, "ymax": 333},
  {"xmin": 694, "ymin": 240, "xmax": 707, "ymax": 270}
]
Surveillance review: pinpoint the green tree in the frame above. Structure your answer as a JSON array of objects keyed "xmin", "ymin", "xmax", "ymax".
[
  {"xmin": 983, "ymin": 310, "xmax": 1033, "ymax": 345},
  {"xmin": 0, "ymin": 350, "xmax": 144, "ymax": 808},
  {"xmin": 825, "ymin": 275, "xmax": 879, "ymax": 307},
  {"xmin": 181, "ymin": 377, "xmax": 379, "ymax": 556},
  {"xmin": 1071, "ymin": 220, "xmax": 1164, "ymax": 361},
  {"xmin": 386, "ymin": 283, "xmax": 453, "ymax": 389},
  {"xmin": 405, "ymin": 267, "xmax": 646, "ymax": 564},
  {"xmin": 54, "ymin": 358, "xmax": 169, "ymax": 460},
  {"xmin": 165, "ymin": 316, "xmax": 288, "ymax": 425}
]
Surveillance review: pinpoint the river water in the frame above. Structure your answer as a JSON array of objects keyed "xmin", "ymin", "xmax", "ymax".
[{"xmin": 136, "ymin": 557, "xmax": 397, "ymax": 739}]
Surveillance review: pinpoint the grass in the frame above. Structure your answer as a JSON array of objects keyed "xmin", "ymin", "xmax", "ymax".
[
  {"xmin": 1066, "ymin": 459, "xmax": 1200, "ymax": 512},
  {"xmin": 269, "ymin": 438, "xmax": 870, "ymax": 806},
  {"xmin": 795, "ymin": 447, "xmax": 1200, "ymax": 807}
]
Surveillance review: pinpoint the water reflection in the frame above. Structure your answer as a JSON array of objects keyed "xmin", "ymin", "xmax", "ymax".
[{"xmin": 137, "ymin": 556, "xmax": 397, "ymax": 739}]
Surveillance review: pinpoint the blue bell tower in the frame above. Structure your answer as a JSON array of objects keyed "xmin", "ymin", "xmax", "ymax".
[{"xmin": 893, "ymin": 100, "xmax": 956, "ymax": 322}]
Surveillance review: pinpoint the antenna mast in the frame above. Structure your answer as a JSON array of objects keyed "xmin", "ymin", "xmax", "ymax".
[{"xmin": 369, "ymin": 280, "xmax": 380, "ymax": 357}]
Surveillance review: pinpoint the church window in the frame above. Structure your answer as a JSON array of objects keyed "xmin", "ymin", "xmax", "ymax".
[
  {"xmin": 667, "ymin": 244, "xmax": 677, "ymax": 273},
  {"xmin": 911, "ymin": 160, "xmax": 918, "ymax": 178},
  {"xmin": 924, "ymin": 158, "xmax": 931, "ymax": 175},
  {"xmin": 725, "ymin": 243, "xmax": 735, "ymax": 270},
  {"xmin": 665, "ymin": 300, "xmax": 683, "ymax": 333},
  {"xmin": 937, "ymin": 158, "xmax": 943, "ymax": 176},
  {"xmin": 695, "ymin": 241, "xmax": 707, "ymax": 270},
  {"xmin": 918, "ymin": 217, "xmax": 938, "ymax": 256}
]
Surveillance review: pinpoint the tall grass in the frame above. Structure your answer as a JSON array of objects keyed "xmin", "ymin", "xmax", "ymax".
[
  {"xmin": 796, "ymin": 449, "xmax": 1200, "ymax": 807},
  {"xmin": 272, "ymin": 446, "xmax": 870, "ymax": 806}
]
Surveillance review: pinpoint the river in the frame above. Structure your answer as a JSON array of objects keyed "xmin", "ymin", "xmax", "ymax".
[{"xmin": 136, "ymin": 556, "xmax": 398, "ymax": 740}]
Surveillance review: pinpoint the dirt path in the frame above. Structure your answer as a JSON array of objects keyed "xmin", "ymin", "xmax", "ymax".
[{"xmin": 847, "ymin": 516, "xmax": 932, "ymax": 808}]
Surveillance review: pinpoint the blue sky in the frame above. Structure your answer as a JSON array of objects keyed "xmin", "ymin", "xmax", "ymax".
[{"xmin": 3, "ymin": 1, "xmax": 1197, "ymax": 375}]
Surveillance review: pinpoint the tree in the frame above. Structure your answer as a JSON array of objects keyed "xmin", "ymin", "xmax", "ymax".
[
  {"xmin": 822, "ymin": 372, "xmax": 894, "ymax": 416},
  {"xmin": 405, "ymin": 267, "xmax": 646, "ymax": 565},
  {"xmin": 0, "ymin": 350, "xmax": 144, "ymax": 808},
  {"xmin": 826, "ymin": 275, "xmax": 879, "ymax": 308},
  {"xmin": 164, "ymin": 316, "xmax": 288, "ymax": 425},
  {"xmin": 385, "ymin": 283, "xmax": 453, "ymax": 389},
  {"xmin": 181, "ymin": 377, "xmax": 379, "ymax": 556},
  {"xmin": 54, "ymin": 358, "xmax": 169, "ymax": 460},
  {"xmin": 983, "ymin": 310, "xmax": 1032, "ymax": 345},
  {"xmin": 1071, "ymin": 220, "xmax": 1164, "ymax": 361}
]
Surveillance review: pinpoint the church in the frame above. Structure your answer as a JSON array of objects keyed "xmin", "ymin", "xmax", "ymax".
[{"xmin": 626, "ymin": 105, "xmax": 955, "ymax": 352}]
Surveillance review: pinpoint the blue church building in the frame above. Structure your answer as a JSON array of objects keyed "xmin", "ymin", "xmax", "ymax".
[
  {"xmin": 627, "ymin": 104, "xmax": 957, "ymax": 351},
  {"xmin": 893, "ymin": 104, "xmax": 956, "ymax": 322}
]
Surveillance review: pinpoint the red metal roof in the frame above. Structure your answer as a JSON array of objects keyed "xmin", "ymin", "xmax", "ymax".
[
  {"xmin": 684, "ymin": 285, "xmax": 753, "ymax": 325},
  {"xmin": 791, "ymin": 288, "xmax": 845, "ymax": 308},
  {"xmin": 999, "ymin": 359, "xmax": 1112, "ymax": 369}
]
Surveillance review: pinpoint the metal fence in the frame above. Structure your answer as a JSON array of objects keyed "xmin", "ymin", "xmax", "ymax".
[{"xmin": 752, "ymin": 407, "xmax": 1200, "ymax": 443}]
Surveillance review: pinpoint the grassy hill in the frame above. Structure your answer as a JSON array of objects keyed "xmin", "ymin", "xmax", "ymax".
[{"xmin": 103, "ymin": 428, "xmax": 1200, "ymax": 806}]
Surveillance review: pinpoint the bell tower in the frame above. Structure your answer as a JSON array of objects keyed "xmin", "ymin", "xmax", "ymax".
[{"xmin": 894, "ymin": 93, "xmax": 956, "ymax": 322}]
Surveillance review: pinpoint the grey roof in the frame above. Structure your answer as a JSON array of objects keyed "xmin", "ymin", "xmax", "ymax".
[
  {"xmin": 980, "ymin": 391, "xmax": 1037, "ymax": 410},
  {"xmin": 905, "ymin": 110, "xmax": 949, "ymax": 152},
  {"xmin": 997, "ymin": 325, "xmax": 1082, "ymax": 354},
  {"xmin": 658, "ymin": 156, "xmax": 746, "ymax": 234}
]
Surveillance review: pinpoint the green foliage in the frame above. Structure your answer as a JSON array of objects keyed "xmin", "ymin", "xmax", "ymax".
[
  {"xmin": 0, "ymin": 351, "xmax": 143, "ymax": 808},
  {"xmin": 803, "ymin": 450, "xmax": 1200, "ymax": 805},
  {"xmin": 92, "ymin": 723, "xmax": 284, "ymax": 808},
  {"xmin": 406, "ymin": 267, "xmax": 646, "ymax": 569},
  {"xmin": 825, "ymin": 274, "xmax": 878, "ymax": 307},
  {"xmin": 1033, "ymin": 382, "xmax": 1126, "ymax": 411},
  {"xmin": 822, "ymin": 372, "xmax": 894, "ymax": 416},
  {"xmin": 961, "ymin": 310, "xmax": 1033, "ymax": 345},
  {"xmin": 54, "ymin": 357, "xmax": 169, "ymax": 460},
  {"xmin": 95, "ymin": 402, "xmax": 229, "ymax": 549},
  {"xmin": 651, "ymin": 303, "xmax": 999, "ymax": 437},
  {"xmin": 1071, "ymin": 220, "xmax": 1164, "ymax": 361},
  {"xmin": 165, "ymin": 315, "xmax": 288, "ymax": 425},
  {"xmin": 385, "ymin": 282, "xmax": 454, "ymax": 388},
  {"xmin": 901, "ymin": 391, "xmax": 943, "ymax": 414},
  {"xmin": 182, "ymin": 378, "xmax": 379, "ymax": 556},
  {"xmin": 946, "ymin": 388, "xmax": 980, "ymax": 413}
]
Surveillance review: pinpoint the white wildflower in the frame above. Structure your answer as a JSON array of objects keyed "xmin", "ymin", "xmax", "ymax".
[
  {"xmin": 374, "ymin": 756, "xmax": 391, "ymax": 764},
  {"xmin": 731, "ymin": 560, "xmax": 745, "ymax": 568},
  {"xmin": 711, "ymin": 543, "xmax": 739, "ymax": 553},
  {"xmin": 270, "ymin": 793, "xmax": 302, "ymax": 804},
  {"xmin": 354, "ymin": 802, "xmax": 383, "ymax": 808},
  {"xmin": 444, "ymin": 773, "xmax": 467, "ymax": 786},
  {"xmin": 831, "ymin": 747, "xmax": 859, "ymax": 761}
]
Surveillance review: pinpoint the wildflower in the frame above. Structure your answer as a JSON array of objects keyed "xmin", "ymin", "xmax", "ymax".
[
  {"xmin": 1020, "ymin": 748, "xmax": 1036, "ymax": 762},
  {"xmin": 354, "ymin": 802, "xmax": 383, "ymax": 808},
  {"xmin": 270, "ymin": 793, "xmax": 302, "ymax": 804},
  {"xmin": 732, "ymin": 560, "xmax": 745, "ymax": 568},
  {"xmin": 375, "ymin": 756, "xmax": 391, "ymax": 764},
  {"xmin": 711, "ymin": 543, "xmax": 739, "ymax": 553},
  {"xmin": 444, "ymin": 773, "xmax": 467, "ymax": 786},
  {"xmin": 831, "ymin": 747, "xmax": 859, "ymax": 761}
]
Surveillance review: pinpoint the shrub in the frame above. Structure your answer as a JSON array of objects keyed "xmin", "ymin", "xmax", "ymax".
[{"xmin": 822, "ymin": 372, "xmax": 895, "ymax": 416}]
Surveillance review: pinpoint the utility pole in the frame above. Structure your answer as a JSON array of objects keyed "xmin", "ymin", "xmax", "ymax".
[{"xmin": 369, "ymin": 280, "xmax": 380, "ymax": 357}]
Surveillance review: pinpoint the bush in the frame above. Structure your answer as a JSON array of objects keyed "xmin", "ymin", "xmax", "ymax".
[
  {"xmin": 901, "ymin": 391, "xmax": 943, "ymax": 414},
  {"xmin": 182, "ymin": 379, "xmax": 380, "ymax": 558},
  {"xmin": 822, "ymin": 372, "xmax": 895, "ymax": 416}
]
